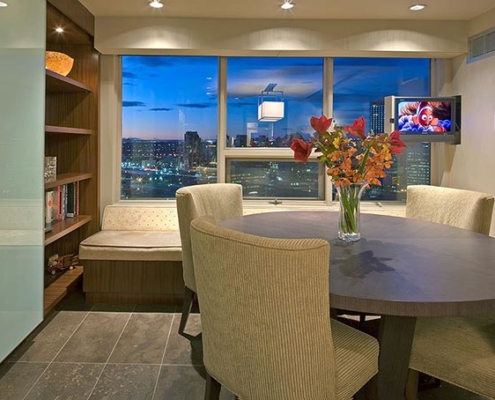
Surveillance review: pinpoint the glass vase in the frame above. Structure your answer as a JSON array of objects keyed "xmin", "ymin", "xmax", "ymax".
[{"xmin": 335, "ymin": 182, "xmax": 368, "ymax": 242}]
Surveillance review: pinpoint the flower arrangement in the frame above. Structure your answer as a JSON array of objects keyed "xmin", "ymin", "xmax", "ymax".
[
  {"xmin": 290, "ymin": 115, "xmax": 406, "ymax": 241},
  {"xmin": 290, "ymin": 115, "xmax": 406, "ymax": 187}
]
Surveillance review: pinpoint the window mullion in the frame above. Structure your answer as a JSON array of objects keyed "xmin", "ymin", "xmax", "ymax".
[{"xmin": 217, "ymin": 57, "xmax": 227, "ymax": 183}]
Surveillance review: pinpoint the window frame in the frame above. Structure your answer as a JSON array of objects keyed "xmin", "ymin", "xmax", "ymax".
[
  {"xmin": 217, "ymin": 57, "xmax": 332, "ymax": 205},
  {"xmin": 105, "ymin": 55, "xmax": 434, "ymax": 207}
]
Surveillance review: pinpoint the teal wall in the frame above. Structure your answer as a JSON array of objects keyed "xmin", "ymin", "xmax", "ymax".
[{"xmin": 0, "ymin": 0, "xmax": 45, "ymax": 361}]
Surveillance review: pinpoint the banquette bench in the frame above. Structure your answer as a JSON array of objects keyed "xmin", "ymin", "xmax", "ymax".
[{"xmin": 79, "ymin": 205, "xmax": 183, "ymax": 304}]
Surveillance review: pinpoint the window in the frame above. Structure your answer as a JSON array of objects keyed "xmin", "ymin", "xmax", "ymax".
[
  {"xmin": 120, "ymin": 56, "xmax": 432, "ymax": 202},
  {"xmin": 121, "ymin": 56, "xmax": 218, "ymax": 199},
  {"xmin": 333, "ymin": 58, "xmax": 431, "ymax": 201}
]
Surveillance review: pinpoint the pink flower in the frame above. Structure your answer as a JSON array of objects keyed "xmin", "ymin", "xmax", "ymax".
[
  {"xmin": 310, "ymin": 116, "xmax": 333, "ymax": 134},
  {"xmin": 344, "ymin": 117, "xmax": 366, "ymax": 140},
  {"xmin": 290, "ymin": 138, "xmax": 314, "ymax": 162},
  {"xmin": 389, "ymin": 130, "xmax": 406, "ymax": 155}
]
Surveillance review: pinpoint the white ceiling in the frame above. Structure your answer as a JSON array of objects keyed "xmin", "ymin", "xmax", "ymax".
[{"xmin": 78, "ymin": 0, "xmax": 495, "ymax": 21}]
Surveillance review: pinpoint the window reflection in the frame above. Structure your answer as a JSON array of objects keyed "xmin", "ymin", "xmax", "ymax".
[
  {"xmin": 333, "ymin": 58, "xmax": 431, "ymax": 201},
  {"xmin": 226, "ymin": 57, "xmax": 324, "ymax": 148}
]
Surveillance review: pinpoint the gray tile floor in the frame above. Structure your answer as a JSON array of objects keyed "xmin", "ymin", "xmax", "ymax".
[{"xmin": 0, "ymin": 290, "xmax": 488, "ymax": 400}]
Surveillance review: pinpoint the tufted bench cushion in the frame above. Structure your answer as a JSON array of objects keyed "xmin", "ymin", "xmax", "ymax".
[{"xmin": 79, "ymin": 230, "xmax": 182, "ymax": 261}]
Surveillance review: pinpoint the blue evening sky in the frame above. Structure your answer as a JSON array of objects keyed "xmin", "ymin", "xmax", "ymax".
[{"xmin": 122, "ymin": 56, "xmax": 429, "ymax": 140}]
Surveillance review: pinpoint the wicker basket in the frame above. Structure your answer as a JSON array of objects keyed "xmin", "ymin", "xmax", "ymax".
[{"xmin": 45, "ymin": 51, "xmax": 74, "ymax": 76}]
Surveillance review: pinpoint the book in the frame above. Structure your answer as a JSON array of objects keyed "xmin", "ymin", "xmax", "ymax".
[
  {"xmin": 75, "ymin": 181, "xmax": 80, "ymax": 216},
  {"xmin": 45, "ymin": 190, "xmax": 54, "ymax": 224},
  {"xmin": 55, "ymin": 185, "xmax": 62, "ymax": 221},
  {"xmin": 67, "ymin": 182, "xmax": 75, "ymax": 217},
  {"xmin": 62, "ymin": 183, "xmax": 67, "ymax": 219}
]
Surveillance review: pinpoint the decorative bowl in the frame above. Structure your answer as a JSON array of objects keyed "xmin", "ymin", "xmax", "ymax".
[{"xmin": 45, "ymin": 51, "xmax": 74, "ymax": 76}]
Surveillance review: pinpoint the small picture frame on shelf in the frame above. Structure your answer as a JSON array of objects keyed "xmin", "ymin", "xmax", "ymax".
[{"xmin": 44, "ymin": 156, "xmax": 57, "ymax": 183}]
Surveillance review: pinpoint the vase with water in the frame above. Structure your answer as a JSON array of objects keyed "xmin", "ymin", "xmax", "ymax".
[{"xmin": 335, "ymin": 182, "xmax": 368, "ymax": 242}]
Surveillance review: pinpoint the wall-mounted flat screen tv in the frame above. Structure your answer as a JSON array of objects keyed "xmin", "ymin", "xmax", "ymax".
[{"xmin": 384, "ymin": 96, "xmax": 461, "ymax": 144}]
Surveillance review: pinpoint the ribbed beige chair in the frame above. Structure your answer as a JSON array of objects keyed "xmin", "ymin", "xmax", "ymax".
[
  {"xmin": 407, "ymin": 317, "xmax": 495, "ymax": 400},
  {"xmin": 176, "ymin": 183, "xmax": 243, "ymax": 335},
  {"xmin": 406, "ymin": 185, "xmax": 494, "ymax": 235},
  {"xmin": 405, "ymin": 184, "xmax": 495, "ymax": 399},
  {"xmin": 190, "ymin": 216, "xmax": 379, "ymax": 400}
]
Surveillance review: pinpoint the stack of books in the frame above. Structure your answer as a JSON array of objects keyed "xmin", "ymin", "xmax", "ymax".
[{"xmin": 45, "ymin": 182, "xmax": 80, "ymax": 225}]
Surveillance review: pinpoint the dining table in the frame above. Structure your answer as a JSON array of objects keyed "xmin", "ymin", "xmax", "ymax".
[{"xmin": 219, "ymin": 211, "xmax": 495, "ymax": 400}]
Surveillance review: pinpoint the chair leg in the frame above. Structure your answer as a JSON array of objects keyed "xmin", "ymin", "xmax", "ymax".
[
  {"xmin": 354, "ymin": 375, "xmax": 378, "ymax": 400},
  {"xmin": 178, "ymin": 286, "xmax": 195, "ymax": 335},
  {"xmin": 405, "ymin": 369, "xmax": 419, "ymax": 400},
  {"xmin": 205, "ymin": 371, "xmax": 221, "ymax": 400}
]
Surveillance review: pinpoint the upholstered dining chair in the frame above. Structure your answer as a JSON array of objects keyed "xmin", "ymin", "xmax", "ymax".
[
  {"xmin": 405, "ymin": 184, "xmax": 495, "ymax": 399},
  {"xmin": 406, "ymin": 184, "xmax": 494, "ymax": 235},
  {"xmin": 176, "ymin": 183, "xmax": 243, "ymax": 335},
  {"xmin": 406, "ymin": 317, "xmax": 495, "ymax": 400},
  {"xmin": 190, "ymin": 216, "xmax": 379, "ymax": 400}
]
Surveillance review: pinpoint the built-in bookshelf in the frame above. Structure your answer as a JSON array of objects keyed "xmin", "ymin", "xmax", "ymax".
[{"xmin": 43, "ymin": 1, "xmax": 99, "ymax": 315}]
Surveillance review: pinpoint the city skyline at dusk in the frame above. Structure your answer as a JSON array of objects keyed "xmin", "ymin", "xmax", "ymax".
[{"xmin": 121, "ymin": 56, "xmax": 431, "ymax": 200}]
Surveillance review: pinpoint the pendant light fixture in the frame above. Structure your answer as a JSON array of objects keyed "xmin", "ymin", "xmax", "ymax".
[
  {"xmin": 258, "ymin": 83, "xmax": 285, "ymax": 122},
  {"xmin": 149, "ymin": 0, "xmax": 164, "ymax": 9}
]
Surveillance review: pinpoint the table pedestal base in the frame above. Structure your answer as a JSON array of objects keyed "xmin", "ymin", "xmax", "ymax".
[{"xmin": 377, "ymin": 315, "xmax": 417, "ymax": 400}]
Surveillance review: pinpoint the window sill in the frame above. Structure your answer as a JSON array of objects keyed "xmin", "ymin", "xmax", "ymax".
[{"xmin": 243, "ymin": 201, "xmax": 406, "ymax": 218}]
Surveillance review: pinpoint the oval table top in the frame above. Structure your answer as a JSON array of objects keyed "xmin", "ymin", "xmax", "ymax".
[{"xmin": 220, "ymin": 211, "xmax": 495, "ymax": 318}]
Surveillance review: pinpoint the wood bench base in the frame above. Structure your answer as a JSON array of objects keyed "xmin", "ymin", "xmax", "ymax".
[{"xmin": 83, "ymin": 259, "xmax": 184, "ymax": 304}]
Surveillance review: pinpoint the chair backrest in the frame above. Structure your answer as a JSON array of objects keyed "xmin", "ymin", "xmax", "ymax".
[
  {"xmin": 190, "ymin": 216, "xmax": 337, "ymax": 399},
  {"xmin": 176, "ymin": 183, "xmax": 243, "ymax": 292},
  {"xmin": 406, "ymin": 185, "xmax": 494, "ymax": 235}
]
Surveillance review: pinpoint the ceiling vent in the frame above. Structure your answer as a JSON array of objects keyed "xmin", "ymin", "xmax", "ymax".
[{"xmin": 468, "ymin": 27, "xmax": 495, "ymax": 62}]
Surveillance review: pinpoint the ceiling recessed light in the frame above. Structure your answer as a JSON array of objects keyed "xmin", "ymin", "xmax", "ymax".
[
  {"xmin": 149, "ymin": 0, "xmax": 164, "ymax": 8},
  {"xmin": 409, "ymin": 4, "xmax": 426, "ymax": 11},
  {"xmin": 55, "ymin": 27, "xmax": 64, "ymax": 33},
  {"xmin": 281, "ymin": 1, "xmax": 294, "ymax": 10},
  {"xmin": 0, "ymin": 2, "xmax": 8, "ymax": 7}
]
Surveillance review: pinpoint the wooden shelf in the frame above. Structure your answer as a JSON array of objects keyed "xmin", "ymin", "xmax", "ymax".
[
  {"xmin": 43, "ymin": 2, "xmax": 99, "ymax": 316},
  {"xmin": 44, "ymin": 215, "xmax": 92, "ymax": 246},
  {"xmin": 45, "ymin": 125, "xmax": 93, "ymax": 135},
  {"xmin": 44, "ymin": 266, "xmax": 83, "ymax": 316},
  {"xmin": 45, "ymin": 172, "xmax": 92, "ymax": 189},
  {"xmin": 46, "ymin": 69, "xmax": 92, "ymax": 93}
]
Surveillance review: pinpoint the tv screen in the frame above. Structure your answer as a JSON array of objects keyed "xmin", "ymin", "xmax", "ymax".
[
  {"xmin": 384, "ymin": 95, "xmax": 461, "ymax": 144},
  {"xmin": 396, "ymin": 98, "xmax": 454, "ymax": 134}
]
